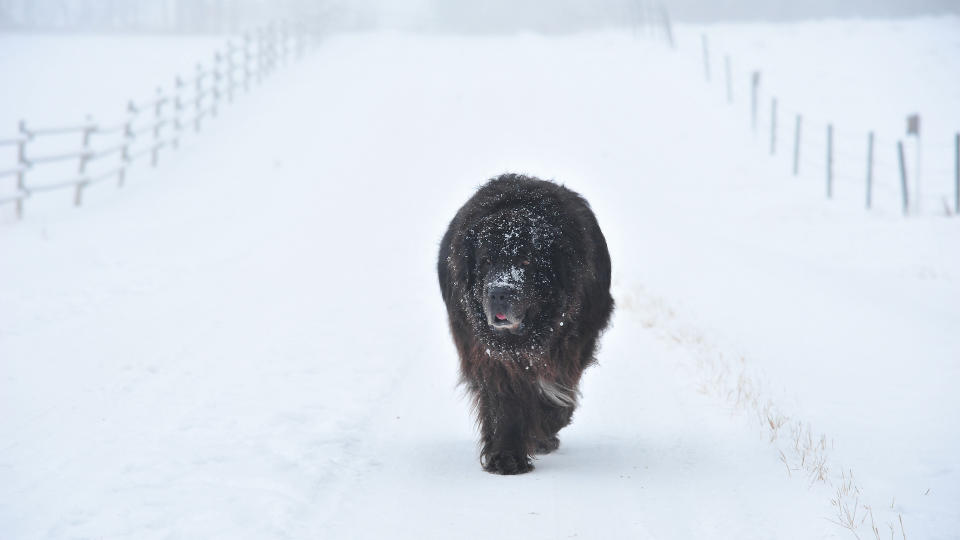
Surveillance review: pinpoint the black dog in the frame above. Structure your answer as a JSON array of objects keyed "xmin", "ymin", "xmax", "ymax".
[{"xmin": 438, "ymin": 174, "xmax": 614, "ymax": 474}]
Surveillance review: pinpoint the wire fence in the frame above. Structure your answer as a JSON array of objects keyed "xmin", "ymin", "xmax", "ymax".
[
  {"xmin": 694, "ymin": 26, "xmax": 960, "ymax": 217},
  {"xmin": 0, "ymin": 19, "xmax": 316, "ymax": 220}
]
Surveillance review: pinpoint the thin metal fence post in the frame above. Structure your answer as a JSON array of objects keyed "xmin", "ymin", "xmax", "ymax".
[
  {"xmin": 866, "ymin": 132, "xmax": 874, "ymax": 210},
  {"xmin": 793, "ymin": 114, "xmax": 802, "ymax": 176},
  {"xmin": 660, "ymin": 6, "xmax": 675, "ymax": 49},
  {"xmin": 724, "ymin": 55, "xmax": 732, "ymax": 104},
  {"xmin": 770, "ymin": 98, "xmax": 777, "ymax": 155},
  {"xmin": 195, "ymin": 64, "xmax": 204, "ymax": 132},
  {"xmin": 701, "ymin": 34, "xmax": 710, "ymax": 82},
  {"xmin": 826, "ymin": 124, "xmax": 833, "ymax": 198},
  {"xmin": 898, "ymin": 140, "xmax": 909, "ymax": 215}
]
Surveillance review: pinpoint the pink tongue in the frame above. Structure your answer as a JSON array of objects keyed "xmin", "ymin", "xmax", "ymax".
[{"xmin": 495, "ymin": 314, "xmax": 507, "ymax": 321}]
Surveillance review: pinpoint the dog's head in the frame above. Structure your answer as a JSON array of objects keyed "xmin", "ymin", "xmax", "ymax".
[{"xmin": 465, "ymin": 205, "xmax": 564, "ymax": 340}]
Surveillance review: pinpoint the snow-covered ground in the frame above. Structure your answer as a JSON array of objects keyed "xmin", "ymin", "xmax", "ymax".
[{"xmin": 2, "ymin": 18, "xmax": 959, "ymax": 539}]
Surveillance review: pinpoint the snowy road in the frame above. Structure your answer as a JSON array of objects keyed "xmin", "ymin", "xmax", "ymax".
[{"xmin": 2, "ymin": 28, "xmax": 958, "ymax": 539}]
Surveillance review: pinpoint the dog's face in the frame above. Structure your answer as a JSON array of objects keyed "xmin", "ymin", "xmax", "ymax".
[{"xmin": 468, "ymin": 207, "xmax": 560, "ymax": 339}]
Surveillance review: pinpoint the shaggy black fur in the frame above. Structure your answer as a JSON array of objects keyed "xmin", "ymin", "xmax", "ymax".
[{"xmin": 437, "ymin": 174, "xmax": 614, "ymax": 474}]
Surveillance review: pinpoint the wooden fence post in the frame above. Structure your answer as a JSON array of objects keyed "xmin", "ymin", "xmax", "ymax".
[
  {"xmin": 172, "ymin": 76, "xmax": 183, "ymax": 150},
  {"xmin": 701, "ymin": 34, "xmax": 710, "ymax": 82},
  {"xmin": 280, "ymin": 20, "xmax": 289, "ymax": 65},
  {"xmin": 243, "ymin": 33, "xmax": 252, "ymax": 92},
  {"xmin": 826, "ymin": 124, "xmax": 833, "ymax": 198},
  {"xmin": 265, "ymin": 24, "xmax": 273, "ymax": 76},
  {"xmin": 16, "ymin": 119, "xmax": 29, "ymax": 219},
  {"xmin": 75, "ymin": 117, "xmax": 94, "ymax": 206},
  {"xmin": 195, "ymin": 64, "xmax": 204, "ymax": 132},
  {"xmin": 211, "ymin": 53, "xmax": 221, "ymax": 118},
  {"xmin": 225, "ymin": 44, "xmax": 235, "ymax": 103},
  {"xmin": 265, "ymin": 24, "xmax": 272, "ymax": 75},
  {"xmin": 295, "ymin": 22, "xmax": 304, "ymax": 59},
  {"xmin": 256, "ymin": 28, "xmax": 264, "ymax": 84},
  {"xmin": 273, "ymin": 22, "xmax": 278, "ymax": 70},
  {"xmin": 770, "ymin": 98, "xmax": 777, "ymax": 155},
  {"xmin": 724, "ymin": 55, "xmax": 732, "ymax": 104},
  {"xmin": 898, "ymin": 140, "xmax": 909, "ymax": 215},
  {"xmin": 262, "ymin": 25, "xmax": 269, "ymax": 76},
  {"xmin": 269, "ymin": 23, "xmax": 276, "ymax": 73},
  {"xmin": 120, "ymin": 101, "xmax": 135, "ymax": 187},
  {"xmin": 151, "ymin": 87, "xmax": 163, "ymax": 167},
  {"xmin": 299, "ymin": 21, "xmax": 306, "ymax": 59},
  {"xmin": 793, "ymin": 114, "xmax": 802, "ymax": 176},
  {"xmin": 866, "ymin": 131, "xmax": 874, "ymax": 209},
  {"xmin": 211, "ymin": 55, "xmax": 221, "ymax": 118}
]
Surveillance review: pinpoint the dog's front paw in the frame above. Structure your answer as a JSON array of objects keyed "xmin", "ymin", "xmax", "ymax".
[{"xmin": 483, "ymin": 452, "xmax": 534, "ymax": 475}]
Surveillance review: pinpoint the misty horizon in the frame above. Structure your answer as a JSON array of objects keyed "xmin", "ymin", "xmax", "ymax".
[{"xmin": 1, "ymin": 0, "xmax": 958, "ymax": 34}]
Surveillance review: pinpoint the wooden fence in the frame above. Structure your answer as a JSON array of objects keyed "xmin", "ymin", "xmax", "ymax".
[{"xmin": 0, "ymin": 20, "xmax": 313, "ymax": 220}]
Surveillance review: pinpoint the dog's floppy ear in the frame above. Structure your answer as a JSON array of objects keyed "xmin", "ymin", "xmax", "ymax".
[
  {"xmin": 439, "ymin": 225, "xmax": 475, "ymax": 305},
  {"xmin": 453, "ymin": 228, "xmax": 476, "ymax": 291}
]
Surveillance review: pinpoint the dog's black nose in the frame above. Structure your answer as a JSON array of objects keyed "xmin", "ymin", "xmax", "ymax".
[{"xmin": 487, "ymin": 286, "xmax": 517, "ymax": 323}]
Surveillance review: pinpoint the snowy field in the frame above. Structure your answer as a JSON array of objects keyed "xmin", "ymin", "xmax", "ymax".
[
  {"xmin": 2, "ymin": 18, "xmax": 959, "ymax": 540},
  {"xmin": 0, "ymin": 34, "xmax": 224, "ymax": 130}
]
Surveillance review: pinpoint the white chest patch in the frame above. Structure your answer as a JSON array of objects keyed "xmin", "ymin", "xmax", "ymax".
[{"xmin": 537, "ymin": 378, "xmax": 578, "ymax": 408}]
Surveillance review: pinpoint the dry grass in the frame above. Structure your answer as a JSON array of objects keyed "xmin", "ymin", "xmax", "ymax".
[{"xmin": 623, "ymin": 286, "xmax": 907, "ymax": 540}]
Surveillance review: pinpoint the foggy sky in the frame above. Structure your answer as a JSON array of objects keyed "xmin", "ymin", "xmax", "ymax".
[
  {"xmin": 353, "ymin": 0, "xmax": 960, "ymax": 33},
  {"xmin": 2, "ymin": 0, "xmax": 958, "ymax": 33}
]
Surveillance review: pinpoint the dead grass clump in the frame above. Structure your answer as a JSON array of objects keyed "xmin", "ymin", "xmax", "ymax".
[{"xmin": 628, "ymin": 288, "xmax": 907, "ymax": 540}]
